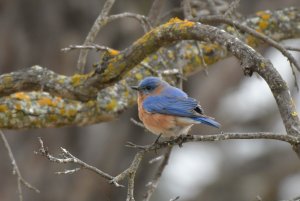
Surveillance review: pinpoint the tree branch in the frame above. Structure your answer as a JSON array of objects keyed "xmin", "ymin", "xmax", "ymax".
[
  {"xmin": 147, "ymin": 0, "xmax": 167, "ymax": 26},
  {"xmin": 197, "ymin": 14, "xmax": 300, "ymax": 89},
  {"xmin": 0, "ymin": 130, "xmax": 40, "ymax": 201},
  {"xmin": 35, "ymin": 137, "xmax": 120, "ymax": 186},
  {"xmin": 77, "ymin": 0, "xmax": 116, "ymax": 72},
  {"xmin": 0, "ymin": 8, "xmax": 298, "ymax": 130},
  {"xmin": 143, "ymin": 146, "xmax": 172, "ymax": 201},
  {"xmin": 37, "ymin": 132, "xmax": 300, "ymax": 200},
  {"xmin": 126, "ymin": 132, "xmax": 299, "ymax": 152}
]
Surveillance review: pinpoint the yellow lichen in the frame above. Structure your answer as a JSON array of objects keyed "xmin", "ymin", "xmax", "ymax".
[
  {"xmin": 182, "ymin": 20, "xmax": 195, "ymax": 27},
  {"xmin": 15, "ymin": 103, "xmax": 22, "ymax": 110},
  {"xmin": 86, "ymin": 100, "xmax": 96, "ymax": 107},
  {"xmin": 291, "ymin": 111, "xmax": 298, "ymax": 117},
  {"xmin": 258, "ymin": 20, "xmax": 268, "ymax": 30},
  {"xmin": 71, "ymin": 74, "xmax": 82, "ymax": 86},
  {"xmin": 256, "ymin": 11, "xmax": 271, "ymax": 20},
  {"xmin": 71, "ymin": 74, "xmax": 88, "ymax": 86},
  {"xmin": 135, "ymin": 73, "xmax": 143, "ymax": 80},
  {"xmin": 167, "ymin": 17, "xmax": 183, "ymax": 24},
  {"xmin": 124, "ymin": 89, "xmax": 129, "ymax": 98},
  {"xmin": 290, "ymin": 99, "xmax": 296, "ymax": 107},
  {"xmin": 13, "ymin": 92, "xmax": 30, "ymax": 101},
  {"xmin": 203, "ymin": 44, "xmax": 217, "ymax": 53},
  {"xmin": 226, "ymin": 26, "xmax": 235, "ymax": 33},
  {"xmin": 245, "ymin": 35, "xmax": 258, "ymax": 47},
  {"xmin": 60, "ymin": 108, "xmax": 66, "ymax": 115},
  {"xmin": 66, "ymin": 109, "xmax": 77, "ymax": 116},
  {"xmin": 3, "ymin": 76, "xmax": 13, "ymax": 85},
  {"xmin": 58, "ymin": 77, "xmax": 65, "ymax": 84},
  {"xmin": 260, "ymin": 62, "xmax": 266, "ymax": 68},
  {"xmin": 163, "ymin": 17, "xmax": 195, "ymax": 29},
  {"xmin": 108, "ymin": 49, "xmax": 119, "ymax": 56},
  {"xmin": 60, "ymin": 108, "xmax": 77, "ymax": 117},
  {"xmin": 106, "ymin": 99, "xmax": 117, "ymax": 110},
  {"xmin": 0, "ymin": 104, "xmax": 8, "ymax": 112},
  {"xmin": 38, "ymin": 97, "xmax": 57, "ymax": 107}
]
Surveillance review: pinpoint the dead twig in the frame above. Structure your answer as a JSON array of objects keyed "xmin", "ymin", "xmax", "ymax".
[
  {"xmin": 197, "ymin": 15, "xmax": 300, "ymax": 90},
  {"xmin": 0, "ymin": 130, "xmax": 40, "ymax": 201},
  {"xmin": 148, "ymin": 0, "xmax": 167, "ymax": 26},
  {"xmin": 143, "ymin": 146, "xmax": 172, "ymax": 201},
  {"xmin": 130, "ymin": 118, "xmax": 145, "ymax": 128},
  {"xmin": 182, "ymin": 0, "xmax": 193, "ymax": 20},
  {"xmin": 107, "ymin": 13, "xmax": 152, "ymax": 32},
  {"xmin": 77, "ymin": 0, "xmax": 115, "ymax": 72},
  {"xmin": 285, "ymin": 46, "xmax": 300, "ymax": 52},
  {"xmin": 35, "ymin": 137, "xmax": 122, "ymax": 187},
  {"xmin": 111, "ymin": 151, "xmax": 145, "ymax": 201},
  {"xmin": 204, "ymin": 0, "xmax": 219, "ymax": 15},
  {"xmin": 126, "ymin": 132, "xmax": 299, "ymax": 152},
  {"xmin": 61, "ymin": 44, "xmax": 111, "ymax": 53}
]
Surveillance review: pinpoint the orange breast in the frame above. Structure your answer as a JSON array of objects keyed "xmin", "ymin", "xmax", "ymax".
[
  {"xmin": 137, "ymin": 96, "xmax": 175, "ymax": 136},
  {"xmin": 137, "ymin": 94, "xmax": 194, "ymax": 137}
]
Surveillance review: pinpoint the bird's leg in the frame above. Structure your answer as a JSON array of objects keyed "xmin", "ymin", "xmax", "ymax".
[
  {"xmin": 150, "ymin": 134, "xmax": 163, "ymax": 154},
  {"xmin": 174, "ymin": 135, "xmax": 185, "ymax": 148},
  {"xmin": 154, "ymin": 134, "xmax": 162, "ymax": 144}
]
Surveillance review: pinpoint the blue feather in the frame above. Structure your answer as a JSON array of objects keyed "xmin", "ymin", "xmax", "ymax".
[
  {"xmin": 143, "ymin": 96, "xmax": 198, "ymax": 117},
  {"xmin": 191, "ymin": 117, "xmax": 221, "ymax": 128}
]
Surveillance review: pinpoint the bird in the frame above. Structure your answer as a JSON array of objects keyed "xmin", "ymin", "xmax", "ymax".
[{"xmin": 131, "ymin": 77, "xmax": 220, "ymax": 138}]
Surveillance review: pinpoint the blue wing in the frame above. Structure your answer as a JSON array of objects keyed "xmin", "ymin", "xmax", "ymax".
[
  {"xmin": 143, "ymin": 95, "xmax": 220, "ymax": 128},
  {"xmin": 143, "ymin": 95, "xmax": 199, "ymax": 117}
]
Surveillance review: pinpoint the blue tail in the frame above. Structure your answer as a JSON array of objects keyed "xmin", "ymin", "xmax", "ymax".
[{"xmin": 192, "ymin": 117, "xmax": 221, "ymax": 128}]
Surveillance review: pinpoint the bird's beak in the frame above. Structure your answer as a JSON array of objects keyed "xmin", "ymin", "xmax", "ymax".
[{"xmin": 130, "ymin": 86, "xmax": 139, "ymax": 91}]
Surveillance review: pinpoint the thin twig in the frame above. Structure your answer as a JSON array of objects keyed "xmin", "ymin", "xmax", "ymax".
[
  {"xmin": 224, "ymin": 0, "xmax": 240, "ymax": 17},
  {"xmin": 170, "ymin": 196, "xmax": 180, "ymax": 201},
  {"xmin": 130, "ymin": 118, "xmax": 145, "ymax": 128},
  {"xmin": 159, "ymin": 8, "xmax": 182, "ymax": 22},
  {"xmin": 285, "ymin": 46, "xmax": 300, "ymax": 52},
  {"xmin": 204, "ymin": 0, "xmax": 219, "ymax": 15},
  {"xmin": 148, "ymin": 155, "xmax": 164, "ymax": 164},
  {"xmin": 110, "ymin": 151, "xmax": 145, "ymax": 201},
  {"xmin": 35, "ymin": 137, "xmax": 122, "ymax": 187},
  {"xmin": 197, "ymin": 15, "xmax": 300, "ymax": 90},
  {"xmin": 55, "ymin": 168, "xmax": 81, "ymax": 175},
  {"xmin": 182, "ymin": 0, "xmax": 193, "ymax": 20},
  {"xmin": 126, "ymin": 132, "xmax": 300, "ymax": 152},
  {"xmin": 143, "ymin": 146, "xmax": 172, "ymax": 201},
  {"xmin": 107, "ymin": 13, "xmax": 152, "ymax": 32},
  {"xmin": 0, "ymin": 130, "xmax": 40, "ymax": 201},
  {"xmin": 77, "ymin": 0, "xmax": 115, "ymax": 72},
  {"xmin": 148, "ymin": 0, "xmax": 167, "ymax": 26},
  {"xmin": 37, "ymin": 131, "xmax": 300, "ymax": 201},
  {"xmin": 256, "ymin": 195, "xmax": 263, "ymax": 201},
  {"xmin": 77, "ymin": 4, "xmax": 151, "ymax": 72},
  {"xmin": 61, "ymin": 44, "xmax": 111, "ymax": 53}
]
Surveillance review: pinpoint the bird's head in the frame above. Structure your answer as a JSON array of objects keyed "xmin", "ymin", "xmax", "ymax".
[{"xmin": 131, "ymin": 77, "xmax": 166, "ymax": 96}]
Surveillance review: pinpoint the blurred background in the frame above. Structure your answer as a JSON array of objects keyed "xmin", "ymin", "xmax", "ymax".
[{"xmin": 0, "ymin": 0, "xmax": 300, "ymax": 200}]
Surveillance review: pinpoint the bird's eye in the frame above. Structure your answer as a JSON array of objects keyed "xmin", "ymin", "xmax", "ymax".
[{"xmin": 145, "ymin": 86, "xmax": 152, "ymax": 91}]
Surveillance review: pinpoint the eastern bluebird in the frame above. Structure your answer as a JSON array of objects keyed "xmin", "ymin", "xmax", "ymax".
[{"xmin": 131, "ymin": 77, "xmax": 220, "ymax": 138}]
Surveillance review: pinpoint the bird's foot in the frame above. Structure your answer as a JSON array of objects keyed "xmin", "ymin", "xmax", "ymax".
[
  {"xmin": 153, "ymin": 134, "xmax": 162, "ymax": 144},
  {"xmin": 150, "ymin": 134, "xmax": 163, "ymax": 154},
  {"xmin": 174, "ymin": 135, "xmax": 186, "ymax": 148}
]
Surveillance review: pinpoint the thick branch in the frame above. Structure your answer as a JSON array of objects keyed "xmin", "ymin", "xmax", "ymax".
[
  {"xmin": 0, "ymin": 8, "xmax": 299, "ymax": 129},
  {"xmin": 0, "ymin": 7, "xmax": 298, "ymax": 102}
]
